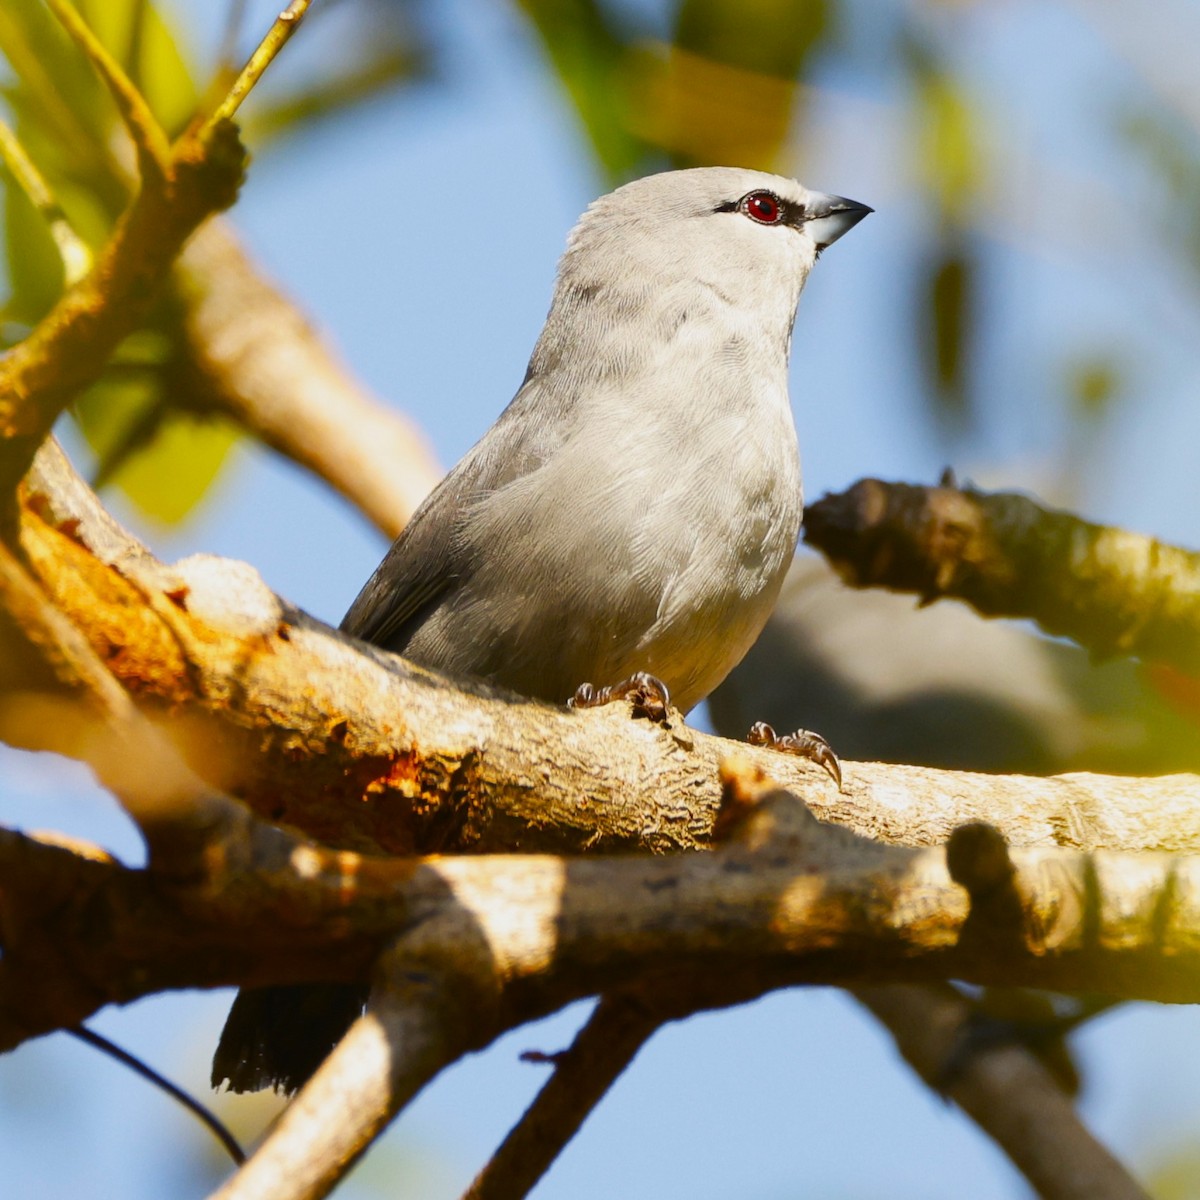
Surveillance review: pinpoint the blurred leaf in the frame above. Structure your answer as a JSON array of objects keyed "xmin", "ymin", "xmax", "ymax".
[
  {"xmin": 104, "ymin": 411, "xmax": 239, "ymax": 527},
  {"xmin": 245, "ymin": 43, "xmax": 428, "ymax": 146},
  {"xmin": 1121, "ymin": 105, "xmax": 1200, "ymax": 287},
  {"xmin": 517, "ymin": 0, "xmax": 646, "ymax": 182},
  {"xmin": 77, "ymin": 0, "xmax": 198, "ymax": 137},
  {"xmin": 0, "ymin": 1, "xmax": 115, "ymax": 177},
  {"xmin": 905, "ymin": 36, "xmax": 981, "ymax": 222},
  {"xmin": 923, "ymin": 242, "xmax": 975, "ymax": 427},
  {"xmin": 74, "ymin": 351, "xmax": 240, "ymax": 527},
  {"xmin": 675, "ymin": 0, "xmax": 828, "ymax": 81},
  {"xmin": 630, "ymin": 0, "xmax": 829, "ymax": 170},
  {"xmin": 1, "ymin": 170, "xmax": 65, "ymax": 327},
  {"xmin": 1067, "ymin": 356, "xmax": 1123, "ymax": 423},
  {"xmin": 1144, "ymin": 1140, "xmax": 1200, "ymax": 1200}
]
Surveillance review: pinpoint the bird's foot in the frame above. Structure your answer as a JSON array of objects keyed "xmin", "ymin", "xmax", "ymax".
[
  {"xmin": 747, "ymin": 721, "xmax": 842, "ymax": 790},
  {"xmin": 570, "ymin": 671, "xmax": 671, "ymax": 723}
]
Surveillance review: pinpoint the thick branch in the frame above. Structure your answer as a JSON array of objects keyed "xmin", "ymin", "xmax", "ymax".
[
  {"xmin": 7, "ymin": 765, "xmax": 1200, "ymax": 1053},
  {"xmin": 10, "ymin": 444, "xmax": 1200, "ymax": 864},
  {"xmin": 804, "ymin": 478, "xmax": 1200, "ymax": 675}
]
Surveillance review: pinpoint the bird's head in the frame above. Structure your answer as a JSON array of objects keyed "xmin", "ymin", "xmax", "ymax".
[{"xmin": 559, "ymin": 166, "xmax": 871, "ymax": 316}]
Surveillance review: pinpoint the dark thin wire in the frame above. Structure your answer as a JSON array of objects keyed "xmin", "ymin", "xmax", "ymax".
[{"xmin": 67, "ymin": 1026, "xmax": 246, "ymax": 1166}]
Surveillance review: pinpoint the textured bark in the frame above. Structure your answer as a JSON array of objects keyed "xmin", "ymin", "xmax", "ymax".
[
  {"xmin": 11, "ymin": 445, "xmax": 1200, "ymax": 869},
  {"xmin": 805, "ymin": 478, "xmax": 1200, "ymax": 675}
]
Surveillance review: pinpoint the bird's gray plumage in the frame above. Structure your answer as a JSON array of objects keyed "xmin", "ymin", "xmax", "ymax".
[
  {"xmin": 214, "ymin": 166, "xmax": 870, "ymax": 1095},
  {"xmin": 342, "ymin": 166, "xmax": 868, "ymax": 712}
]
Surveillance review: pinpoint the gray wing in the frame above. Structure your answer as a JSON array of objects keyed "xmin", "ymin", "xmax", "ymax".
[{"xmin": 339, "ymin": 375, "xmax": 568, "ymax": 650}]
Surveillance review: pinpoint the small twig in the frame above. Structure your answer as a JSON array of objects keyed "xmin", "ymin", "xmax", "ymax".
[
  {"xmin": 43, "ymin": 0, "xmax": 171, "ymax": 183},
  {"xmin": 203, "ymin": 0, "xmax": 314, "ymax": 134},
  {"xmin": 0, "ymin": 119, "xmax": 92, "ymax": 284},
  {"xmin": 462, "ymin": 994, "xmax": 663, "ymax": 1200},
  {"xmin": 68, "ymin": 1025, "xmax": 245, "ymax": 1165}
]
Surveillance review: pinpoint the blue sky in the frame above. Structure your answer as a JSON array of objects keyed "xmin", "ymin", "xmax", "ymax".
[{"xmin": 3, "ymin": 1, "xmax": 1200, "ymax": 1197}]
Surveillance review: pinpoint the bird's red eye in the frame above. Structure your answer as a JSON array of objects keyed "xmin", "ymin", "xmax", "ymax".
[{"xmin": 742, "ymin": 191, "xmax": 783, "ymax": 224}]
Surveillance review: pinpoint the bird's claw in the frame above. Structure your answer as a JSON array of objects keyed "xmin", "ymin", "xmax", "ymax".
[
  {"xmin": 747, "ymin": 720, "xmax": 843, "ymax": 790},
  {"xmin": 570, "ymin": 671, "xmax": 671, "ymax": 723}
]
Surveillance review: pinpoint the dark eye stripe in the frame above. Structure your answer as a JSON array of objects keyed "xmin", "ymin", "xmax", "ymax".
[{"xmin": 715, "ymin": 191, "xmax": 807, "ymax": 228}]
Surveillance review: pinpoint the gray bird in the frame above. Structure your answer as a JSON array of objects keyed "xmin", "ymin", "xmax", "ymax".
[{"xmin": 213, "ymin": 166, "xmax": 871, "ymax": 1094}]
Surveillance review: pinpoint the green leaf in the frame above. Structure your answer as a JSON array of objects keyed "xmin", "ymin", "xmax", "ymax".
[
  {"xmin": 245, "ymin": 43, "xmax": 429, "ymax": 147},
  {"xmin": 675, "ymin": 0, "xmax": 829, "ymax": 81},
  {"xmin": 73, "ymin": 358, "xmax": 240, "ymax": 527},
  {"xmin": 76, "ymin": 0, "xmax": 198, "ymax": 136}
]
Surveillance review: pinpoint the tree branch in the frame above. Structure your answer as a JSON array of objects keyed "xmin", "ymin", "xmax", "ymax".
[
  {"xmin": 1, "ymin": 450, "xmax": 1182, "ymax": 1200},
  {"xmin": 855, "ymin": 983, "xmax": 1149, "ymax": 1200},
  {"xmin": 8, "ymin": 444, "xmax": 1198, "ymax": 868},
  {"xmin": 0, "ymin": 1, "xmax": 310, "ymax": 502},
  {"xmin": 175, "ymin": 219, "xmax": 441, "ymax": 538},
  {"xmin": 804, "ymin": 477, "xmax": 1200, "ymax": 675},
  {"xmin": 211, "ymin": 964, "xmax": 481, "ymax": 1200},
  {"xmin": 7, "ymin": 759, "xmax": 1200, "ymax": 1054},
  {"xmin": 43, "ymin": 0, "xmax": 172, "ymax": 182},
  {"xmin": 202, "ymin": 0, "xmax": 314, "ymax": 134},
  {"xmin": 461, "ymin": 993, "xmax": 664, "ymax": 1200}
]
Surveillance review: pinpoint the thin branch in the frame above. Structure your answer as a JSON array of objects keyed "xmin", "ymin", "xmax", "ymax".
[
  {"xmin": 203, "ymin": 0, "xmax": 314, "ymax": 134},
  {"xmin": 176, "ymin": 220, "xmax": 441, "ymax": 537},
  {"xmin": 68, "ymin": 1026, "xmax": 245, "ymax": 1166},
  {"xmin": 804, "ymin": 478, "xmax": 1200, "ymax": 675},
  {"xmin": 0, "ymin": 119, "xmax": 92, "ymax": 284},
  {"xmin": 462, "ymin": 994, "xmax": 663, "ymax": 1200},
  {"xmin": 854, "ymin": 984, "xmax": 1149, "ymax": 1200}
]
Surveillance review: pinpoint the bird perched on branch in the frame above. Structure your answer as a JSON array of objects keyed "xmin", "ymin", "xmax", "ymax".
[{"xmin": 213, "ymin": 165, "xmax": 871, "ymax": 1095}]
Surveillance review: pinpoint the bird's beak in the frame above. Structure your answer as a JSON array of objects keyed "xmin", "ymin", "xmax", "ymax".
[{"xmin": 803, "ymin": 193, "xmax": 873, "ymax": 249}]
